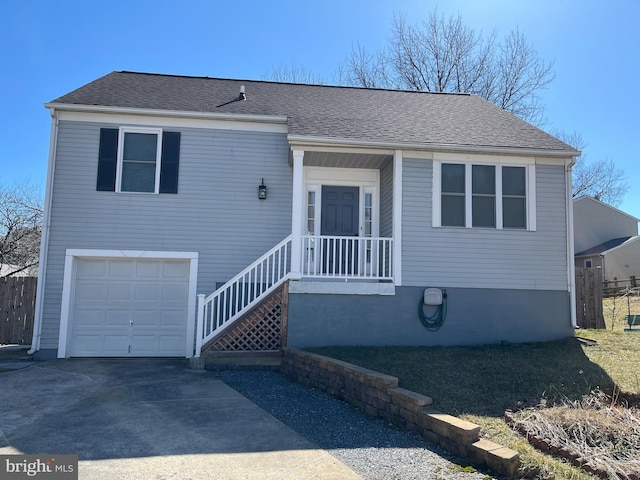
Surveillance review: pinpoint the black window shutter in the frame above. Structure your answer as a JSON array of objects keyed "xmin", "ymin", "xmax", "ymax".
[
  {"xmin": 159, "ymin": 131, "xmax": 181, "ymax": 194},
  {"xmin": 96, "ymin": 128, "xmax": 119, "ymax": 191}
]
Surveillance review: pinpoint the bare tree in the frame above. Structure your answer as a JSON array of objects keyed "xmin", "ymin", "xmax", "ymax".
[
  {"xmin": 0, "ymin": 182, "xmax": 43, "ymax": 277},
  {"xmin": 338, "ymin": 42, "xmax": 392, "ymax": 88},
  {"xmin": 554, "ymin": 130, "xmax": 629, "ymax": 206},
  {"xmin": 339, "ymin": 10, "xmax": 555, "ymax": 124},
  {"xmin": 262, "ymin": 62, "xmax": 325, "ymax": 84}
]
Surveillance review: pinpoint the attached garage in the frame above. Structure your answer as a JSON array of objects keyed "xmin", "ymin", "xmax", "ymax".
[{"xmin": 58, "ymin": 250, "xmax": 198, "ymax": 358}]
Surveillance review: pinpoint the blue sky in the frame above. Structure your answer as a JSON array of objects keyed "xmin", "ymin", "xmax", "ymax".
[{"xmin": 2, "ymin": 0, "xmax": 639, "ymax": 218}]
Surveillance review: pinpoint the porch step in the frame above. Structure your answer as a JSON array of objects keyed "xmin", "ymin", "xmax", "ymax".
[{"xmin": 203, "ymin": 351, "xmax": 283, "ymax": 370}]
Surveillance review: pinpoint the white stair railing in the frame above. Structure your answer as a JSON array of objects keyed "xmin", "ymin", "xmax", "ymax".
[{"xmin": 195, "ymin": 235, "xmax": 292, "ymax": 356}]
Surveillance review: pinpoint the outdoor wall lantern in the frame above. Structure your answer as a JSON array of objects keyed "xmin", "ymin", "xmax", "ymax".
[{"xmin": 258, "ymin": 178, "xmax": 267, "ymax": 200}]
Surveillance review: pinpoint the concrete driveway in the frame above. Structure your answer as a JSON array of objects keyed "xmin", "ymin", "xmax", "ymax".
[{"xmin": 0, "ymin": 354, "xmax": 360, "ymax": 479}]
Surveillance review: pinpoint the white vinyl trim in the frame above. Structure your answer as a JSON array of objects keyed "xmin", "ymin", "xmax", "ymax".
[
  {"xmin": 464, "ymin": 163, "xmax": 473, "ymax": 228},
  {"xmin": 288, "ymin": 135, "xmax": 580, "ymax": 158},
  {"xmin": 528, "ymin": 164, "xmax": 537, "ymax": 231},
  {"xmin": 432, "ymin": 160, "xmax": 441, "ymax": 228},
  {"xmin": 290, "ymin": 150, "xmax": 305, "ymax": 279},
  {"xmin": 289, "ymin": 280, "xmax": 395, "ymax": 295},
  {"xmin": 393, "ymin": 150, "xmax": 403, "ymax": 285},
  {"xmin": 57, "ymin": 249, "xmax": 198, "ymax": 358},
  {"xmin": 51, "ymin": 106, "xmax": 289, "ymax": 133}
]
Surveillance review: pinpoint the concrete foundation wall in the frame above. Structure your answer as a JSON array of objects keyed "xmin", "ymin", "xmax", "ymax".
[{"xmin": 287, "ymin": 285, "xmax": 572, "ymax": 347}]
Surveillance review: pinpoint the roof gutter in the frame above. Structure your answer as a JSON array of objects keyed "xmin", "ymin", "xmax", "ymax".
[
  {"xmin": 29, "ymin": 108, "xmax": 58, "ymax": 355},
  {"xmin": 288, "ymin": 134, "xmax": 581, "ymax": 159},
  {"xmin": 43, "ymin": 103, "xmax": 289, "ymax": 125}
]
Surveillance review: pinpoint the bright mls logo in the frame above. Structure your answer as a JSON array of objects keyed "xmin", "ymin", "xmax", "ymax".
[{"xmin": 1, "ymin": 455, "xmax": 78, "ymax": 479}]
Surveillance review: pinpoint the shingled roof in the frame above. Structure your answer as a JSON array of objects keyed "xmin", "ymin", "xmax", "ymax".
[
  {"xmin": 575, "ymin": 237, "xmax": 638, "ymax": 257},
  {"xmin": 48, "ymin": 71, "xmax": 578, "ymax": 155}
]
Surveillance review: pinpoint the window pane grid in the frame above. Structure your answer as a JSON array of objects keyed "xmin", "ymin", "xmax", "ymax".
[
  {"xmin": 502, "ymin": 166, "xmax": 526, "ymax": 229},
  {"xmin": 440, "ymin": 163, "xmax": 528, "ymax": 230},
  {"xmin": 119, "ymin": 130, "xmax": 160, "ymax": 193},
  {"xmin": 441, "ymin": 163, "xmax": 465, "ymax": 227},
  {"xmin": 471, "ymin": 165, "xmax": 495, "ymax": 228}
]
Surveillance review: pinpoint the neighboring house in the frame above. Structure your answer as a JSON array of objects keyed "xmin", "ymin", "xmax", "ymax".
[
  {"xmin": 573, "ymin": 196, "xmax": 640, "ymax": 283},
  {"xmin": 30, "ymin": 71, "xmax": 581, "ymax": 359}
]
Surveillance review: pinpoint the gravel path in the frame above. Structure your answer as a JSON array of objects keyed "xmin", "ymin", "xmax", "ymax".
[{"xmin": 217, "ymin": 370, "xmax": 498, "ymax": 480}]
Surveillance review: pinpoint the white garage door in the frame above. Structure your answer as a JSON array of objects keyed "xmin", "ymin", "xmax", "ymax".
[{"xmin": 69, "ymin": 258, "xmax": 190, "ymax": 357}]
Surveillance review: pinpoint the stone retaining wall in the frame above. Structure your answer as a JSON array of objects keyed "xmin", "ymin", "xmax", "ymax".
[{"xmin": 282, "ymin": 347, "xmax": 519, "ymax": 477}]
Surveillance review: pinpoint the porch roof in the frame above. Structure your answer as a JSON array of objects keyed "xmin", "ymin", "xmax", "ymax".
[{"xmin": 48, "ymin": 71, "xmax": 579, "ymax": 156}]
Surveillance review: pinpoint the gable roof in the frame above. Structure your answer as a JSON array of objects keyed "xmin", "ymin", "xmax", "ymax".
[
  {"xmin": 575, "ymin": 236, "xmax": 639, "ymax": 257},
  {"xmin": 47, "ymin": 71, "xmax": 579, "ymax": 156},
  {"xmin": 573, "ymin": 196, "xmax": 640, "ymax": 223}
]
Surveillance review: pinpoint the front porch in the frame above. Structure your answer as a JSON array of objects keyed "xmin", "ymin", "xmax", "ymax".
[{"xmin": 196, "ymin": 147, "xmax": 405, "ymax": 357}]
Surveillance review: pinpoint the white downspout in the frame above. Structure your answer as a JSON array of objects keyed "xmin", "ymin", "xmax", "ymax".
[
  {"xmin": 29, "ymin": 108, "xmax": 58, "ymax": 354},
  {"xmin": 566, "ymin": 157, "xmax": 577, "ymax": 329}
]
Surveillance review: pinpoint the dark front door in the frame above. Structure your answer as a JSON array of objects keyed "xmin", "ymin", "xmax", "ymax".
[{"xmin": 321, "ymin": 186, "xmax": 359, "ymax": 274}]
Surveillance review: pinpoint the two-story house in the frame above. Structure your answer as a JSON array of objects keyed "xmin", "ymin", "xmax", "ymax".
[{"xmin": 29, "ymin": 71, "xmax": 580, "ymax": 359}]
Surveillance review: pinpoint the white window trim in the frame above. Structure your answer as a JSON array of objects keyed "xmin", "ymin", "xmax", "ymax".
[
  {"xmin": 57, "ymin": 249, "xmax": 199, "ymax": 359},
  {"xmin": 432, "ymin": 159, "xmax": 536, "ymax": 231},
  {"xmin": 584, "ymin": 259, "xmax": 593, "ymax": 268},
  {"xmin": 115, "ymin": 126, "xmax": 163, "ymax": 194}
]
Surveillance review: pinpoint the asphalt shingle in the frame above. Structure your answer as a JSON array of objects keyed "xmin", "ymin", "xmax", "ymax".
[{"xmin": 49, "ymin": 71, "xmax": 577, "ymax": 153}]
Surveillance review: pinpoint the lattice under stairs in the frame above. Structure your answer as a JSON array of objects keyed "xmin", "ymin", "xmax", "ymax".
[{"xmin": 202, "ymin": 281, "xmax": 289, "ymax": 354}]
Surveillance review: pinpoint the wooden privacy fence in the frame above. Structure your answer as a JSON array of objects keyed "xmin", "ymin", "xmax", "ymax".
[
  {"xmin": 0, "ymin": 277, "xmax": 37, "ymax": 344},
  {"xmin": 575, "ymin": 267, "xmax": 605, "ymax": 329}
]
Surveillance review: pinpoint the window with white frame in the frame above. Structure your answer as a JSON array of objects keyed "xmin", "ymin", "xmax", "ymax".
[
  {"xmin": 434, "ymin": 161, "xmax": 535, "ymax": 230},
  {"xmin": 118, "ymin": 128, "xmax": 163, "ymax": 193}
]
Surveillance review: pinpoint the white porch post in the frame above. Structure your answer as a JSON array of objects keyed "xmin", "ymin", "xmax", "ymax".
[
  {"xmin": 290, "ymin": 150, "xmax": 304, "ymax": 279},
  {"xmin": 393, "ymin": 150, "xmax": 403, "ymax": 286}
]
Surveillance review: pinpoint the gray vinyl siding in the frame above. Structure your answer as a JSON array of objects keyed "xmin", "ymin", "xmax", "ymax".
[
  {"xmin": 379, "ymin": 158, "xmax": 393, "ymax": 237},
  {"xmin": 402, "ymin": 159, "xmax": 568, "ymax": 290},
  {"xmin": 41, "ymin": 120, "xmax": 292, "ymax": 350}
]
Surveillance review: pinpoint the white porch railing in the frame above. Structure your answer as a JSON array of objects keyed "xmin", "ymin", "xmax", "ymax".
[
  {"xmin": 301, "ymin": 235, "xmax": 393, "ymax": 280},
  {"xmin": 195, "ymin": 235, "xmax": 292, "ymax": 356}
]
